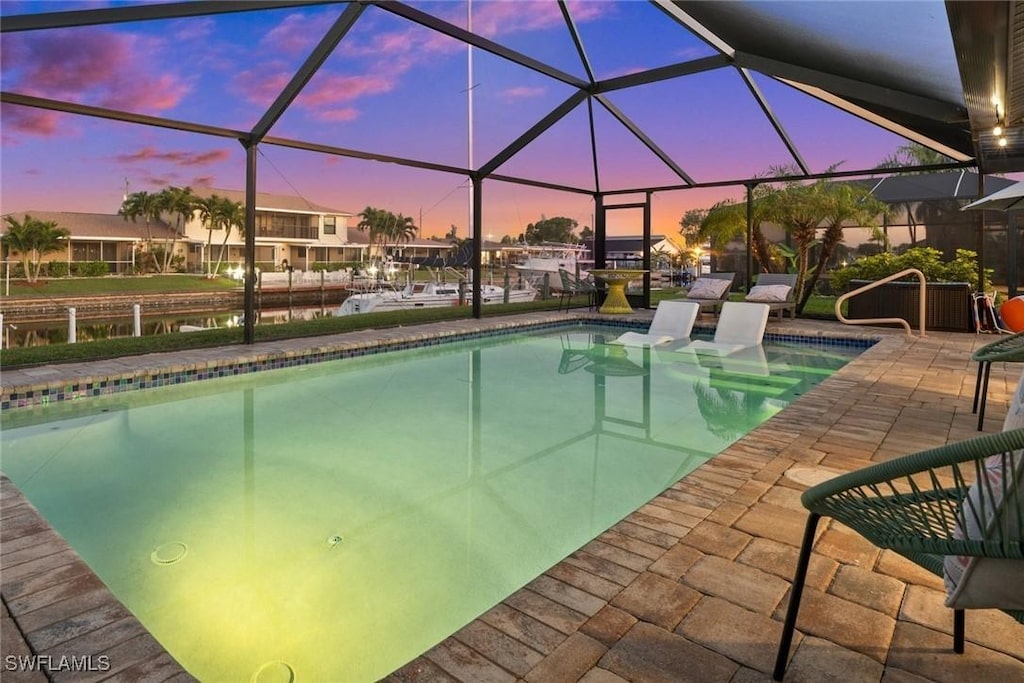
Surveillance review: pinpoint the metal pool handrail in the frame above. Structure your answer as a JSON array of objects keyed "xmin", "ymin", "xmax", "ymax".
[{"xmin": 835, "ymin": 268, "xmax": 927, "ymax": 337}]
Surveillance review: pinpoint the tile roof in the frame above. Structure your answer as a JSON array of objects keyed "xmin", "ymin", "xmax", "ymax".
[
  {"xmin": 3, "ymin": 211, "xmax": 179, "ymax": 240},
  {"xmin": 193, "ymin": 187, "xmax": 352, "ymax": 216}
]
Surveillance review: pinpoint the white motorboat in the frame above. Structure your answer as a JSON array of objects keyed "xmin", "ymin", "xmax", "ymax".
[
  {"xmin": 508, "ymin": 244, "xmax": 591, "ymax": 291},
  {"xmin": 338, "ymin": 280, "xmax": 536, "ymax": 315}
]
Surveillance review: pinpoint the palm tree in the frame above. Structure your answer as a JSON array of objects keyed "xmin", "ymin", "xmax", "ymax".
[
  {"xmin": 761, "ymin": 177, "xmax": 827, "ymax": 309},
  {"xmin": 699, "ymin": 184, "xmax": 781, "ymax": 274},
  {"xmin": 358, "ymin": 207, "xmax": 418, "ymax": 264},
  {"xmin": 877, "ymin": 142, "xmax": 951, "ymax": 170},
  {"xmin": 387, "ymin": 213, "xmax": 418, "ymax": 252},
  {"xmin": 799, "ymin": 181, "xmax": 890, "ymax": 313},
  {"xmin": 156, "ymin": 186, "xmax": 197, "ymax": 272},
  {"xmin": 213, "ymin": 198, "xmax": 244, "ymax": 277},
  {"xmin": 2, "ymin": 214, "xmax": 70, "ymax": 283},
  {"xmin": 357, "ymin": 206, "xmax": 387, "ymax": 260},
  {"xmin": 875, "ymin": 143, "xmax": 953, "ymax": 247},
  {"xmin": 118, "ymin": 190, "xmax": 162, "ymax": 272},
  {"xmin": 196, "ymin": 194, "xmax": 224, "ymax": 276},
  {"xmin": 195, "ymin": 194, "xmax": 243, "ymax": 276}
]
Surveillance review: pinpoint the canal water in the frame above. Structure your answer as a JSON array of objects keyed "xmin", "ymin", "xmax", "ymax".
[{"xmin": 2, "ymin": 305, "xmax": 335, "ymax": 348}]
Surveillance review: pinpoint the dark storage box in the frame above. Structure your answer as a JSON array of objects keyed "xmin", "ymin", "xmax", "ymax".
[{"xmin": 846, "ymin": 280, "xmax": 973, "ymax": 332}]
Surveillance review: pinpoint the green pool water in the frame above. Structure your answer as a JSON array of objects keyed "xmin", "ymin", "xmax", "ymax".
[{"xmin": 1, "ymin": 326, "xmax": 862, "ymax": 682}]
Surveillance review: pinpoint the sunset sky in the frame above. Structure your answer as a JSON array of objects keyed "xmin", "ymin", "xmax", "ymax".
[{"xmin": 1, "ymin": 0, "xmax": 966, "ymax": 239}]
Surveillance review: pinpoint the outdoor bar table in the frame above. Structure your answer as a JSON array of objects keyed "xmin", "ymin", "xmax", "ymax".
[{"xmin": 590, "ymin": 269, "xmax": 647, "ymax": 314}]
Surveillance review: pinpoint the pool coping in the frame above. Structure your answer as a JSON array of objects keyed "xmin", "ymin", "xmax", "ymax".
[
  {"xmin": 9, "ymin": 313, "xmax": 1012, "ymax": 682},
  {"xmin": 0, "ymin": 313, "xmax": 879, "ymax": 413}
]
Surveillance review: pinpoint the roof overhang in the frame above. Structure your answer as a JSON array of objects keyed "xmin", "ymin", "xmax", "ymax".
[
  {"xmin": 671, "ymin": 1, "xmax": 976, "ymax": 162},
  {"xmin": 946, "ymin": 0, "xmax": 1023, "ymax": 173}
]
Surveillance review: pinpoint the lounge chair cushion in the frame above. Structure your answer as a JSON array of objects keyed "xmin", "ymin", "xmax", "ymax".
[
  {"xmin": 687, "ymin": 277, "xmax": 730, "ymax": 300},
  {"xmin": 745, "ymin": 284, "xmax": 791, "ymax": 303},
  {"xmin": 943, "ymin": 367, "xmax": 1024, "ymax": 609}
]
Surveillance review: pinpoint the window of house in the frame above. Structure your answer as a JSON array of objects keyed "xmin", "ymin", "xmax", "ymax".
[{"xmin": 324, "ymin": 216, "xmax": 336, "ymax": 235}]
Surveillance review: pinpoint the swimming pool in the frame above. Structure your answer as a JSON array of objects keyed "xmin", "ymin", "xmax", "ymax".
[{"xmin": 1, "ymin": 325, "xmax": 865, "ymax": 682}]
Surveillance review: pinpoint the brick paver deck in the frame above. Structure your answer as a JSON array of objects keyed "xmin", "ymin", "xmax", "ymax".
[{"xmin": 2, "ymin": 313, "xmax": 1023, "ymax": 682}]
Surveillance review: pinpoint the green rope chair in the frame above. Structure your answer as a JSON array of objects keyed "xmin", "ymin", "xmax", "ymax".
[
  {"xmin": 773, "ymin": 428, "xmax": 1024, "ymax": 681},
  {"xmin": 558, "ymin": 269, "xmax": 597, "ymax": 312},
  {"xmin": 972, "ymin": 330, "xmax": 1024, "ymax": 431}
]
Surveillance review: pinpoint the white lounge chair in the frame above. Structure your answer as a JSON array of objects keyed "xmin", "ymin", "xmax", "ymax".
[
  {"xmin": 684, "ymin": 301, "xmax": 770, "ymax": 355},
  {"xmin": 746, "ymin": 272, "xmax": 798, "ymax": 320},
  {"xmin": 679, "ymin": 272, "xmax": 735, "ymax": 317},
  {"xmin": 610, "ymin": 300, "xmax": 700, "ymax": 347}
]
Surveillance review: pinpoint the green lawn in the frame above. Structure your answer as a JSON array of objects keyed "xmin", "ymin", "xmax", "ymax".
[{"xmin": 4, "ymin": 274, "xmax": 240, "ymax": 297}]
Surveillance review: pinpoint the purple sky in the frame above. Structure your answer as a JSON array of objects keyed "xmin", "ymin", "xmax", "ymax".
[{"xmin": 0, "ymin": 0, "xmax": 969, "ymax": 239}]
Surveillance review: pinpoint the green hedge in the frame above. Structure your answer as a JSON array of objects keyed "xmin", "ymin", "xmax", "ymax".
[
  {"xmin": 71, "ymin": 261, "xmax": 111, "ymax": 277},
  {"xmin": 830, "ymin": 247, "xmax": 990, "ymax": 293},
  {"xmin": 47, "ymin": 261, "xmax": 69, "ymax": 277},
  {"xmin": 8, "ymin": 261, "xmax": 112, "ymax": 278}
]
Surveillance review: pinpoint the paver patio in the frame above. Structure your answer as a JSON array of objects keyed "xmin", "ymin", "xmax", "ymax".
[{"xmin": 2, "ymin": 313, "xmax": 1023, "ymax": 682}]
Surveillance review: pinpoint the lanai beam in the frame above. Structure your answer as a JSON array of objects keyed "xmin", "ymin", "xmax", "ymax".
[
  {"xmin": 0, "ymin": 0, "xmax": 334, "ymax": 32},
  {"xmin": 595, "ymin": 95, "xmax": 695, "ymax": 186},
  {"xmin": 738, "ymin": 67, "xmax": 810, "ymax": 176},
  {"xmin": 478, "ymin": 91, "xmax": 590, "ymax": 179}
]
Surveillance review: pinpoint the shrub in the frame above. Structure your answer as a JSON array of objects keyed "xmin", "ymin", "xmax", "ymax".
[
  {"xmin": 71, "ymin": 261, "xmax": 110, "ymax": 277},
  {"xmin": 831, "ymin": 247, "xmax": 990, "ymax": 292},
  {"xmin": 46, "ymin": 261, "xmax": 69, "ymax": 278}
]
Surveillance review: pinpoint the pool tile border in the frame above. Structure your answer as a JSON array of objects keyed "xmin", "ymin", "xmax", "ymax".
[{"xmin": 1, "ymin": 315, "xmax": 877, "ymax": 413}]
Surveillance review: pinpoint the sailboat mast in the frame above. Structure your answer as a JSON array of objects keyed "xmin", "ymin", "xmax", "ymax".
[{"xmin": 467, "ymin": 0, "xmax": 474, "ymax": 241}]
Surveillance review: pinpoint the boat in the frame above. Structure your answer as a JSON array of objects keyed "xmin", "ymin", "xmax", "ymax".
[
  {"xmin": 508, "ymin": 244, "xmax": 591, "ymax": 291},
  {"xmin": 337, "ymin": 280, "xmax": 537, "ymax": 315}
]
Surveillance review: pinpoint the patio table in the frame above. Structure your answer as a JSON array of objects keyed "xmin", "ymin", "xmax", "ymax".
[{"xmin": 590, "ymin": 269, "xmax": 647, "ymax": 314}]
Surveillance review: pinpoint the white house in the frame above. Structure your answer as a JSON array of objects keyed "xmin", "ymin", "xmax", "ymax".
[{"xmin": 185, "ymin": 187, "xmax": 361, "ymax": 273}]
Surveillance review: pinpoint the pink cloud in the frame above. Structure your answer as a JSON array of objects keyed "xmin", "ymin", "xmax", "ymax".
[
  {"xmin": 0, "ymin": 28, "xmax": 189, "ymax": 123},
  {"xmin": 298, "ymin": 73, "xmax": 395, "ymax": 107},
  {"xmin": 172, "ymin": 17, "xmax": 215, "ymax": 42},
  {"xmin": 101, "ymin": 72, "xmax": 189, "ymax": 112},
  {"xmin": 314, "ymin": 107, "xmax": 360, "ymax": 122},
  {"xmin": 114, "ymin": 147, "xmax": 231, "ymax": 167},
  {"xmin": 315, "ymin": 1, "xmax": 609, "ymax": 120},
  {"xmin": 0, "ymin": 103, "xmax": 64, "ymax": 140},
  {"xmin": 261, "ymin": 13, "xmax": 335, "ymax": 55},
  {"xmin": 501, "ymin": 86, "xmax": 546, "ymax": 100},
  {"xmin": 190, "ymin": 175, "xmax": 216, "ymax": 188},
  {"xmin": 605, "ymin": 65, "xmax": 651, "ymax": 79},
  {"xmin": 453, "ymin": 0, "xmax": 610, "ymax": 38},
  {"xmin": 141, "ymin": 172, "xmax": 176, "ymax": 187},
  {"xmin": 469, "ymin": 1, "xmax": 564, "ymax": 36},
  {"xmin": 339, "ymin": 21, "xmax": 463, "ymax": 61},
  {"xmin": 233, "ymin": 70, "xmax": 293, "ymax": 107}
]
